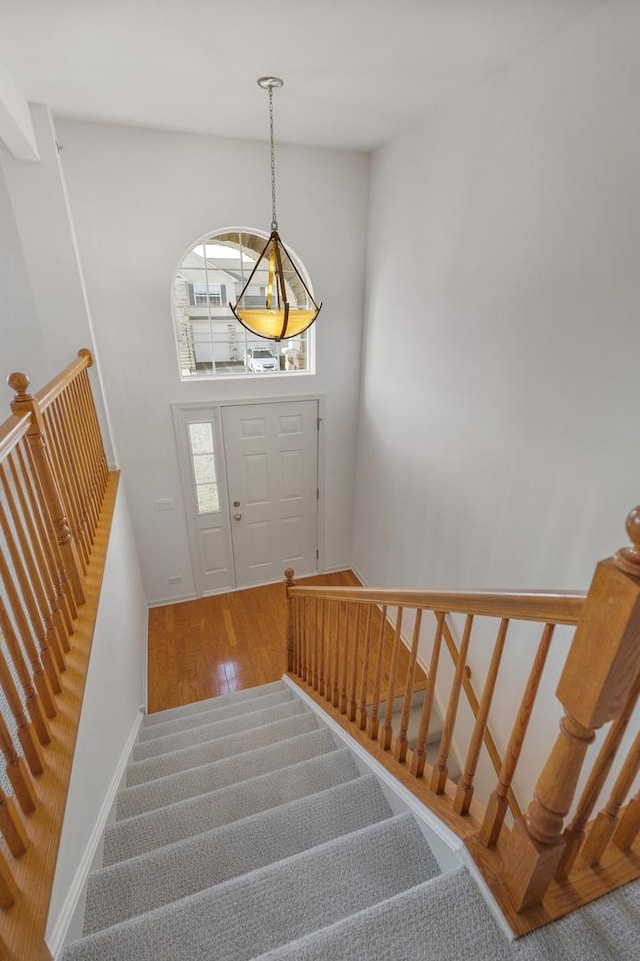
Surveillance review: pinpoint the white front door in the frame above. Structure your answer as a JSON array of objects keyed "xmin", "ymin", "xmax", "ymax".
[
  {"xmin": 176, "ymin": 400, "xmax": 319, "ymax": 594},
  {"xmin": 222, "ymin": 400, "xmax": 319, "ymax": 588}
]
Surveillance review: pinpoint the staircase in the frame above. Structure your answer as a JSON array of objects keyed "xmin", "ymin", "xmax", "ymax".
[{"xmin": 60, "ymin": 680, "xmax": 640, "ymax": 961}]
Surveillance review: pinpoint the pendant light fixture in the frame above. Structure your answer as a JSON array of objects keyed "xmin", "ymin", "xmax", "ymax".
[{"xmin": 230, "ymin": 77, "xmax": 322, "ymax": 341}]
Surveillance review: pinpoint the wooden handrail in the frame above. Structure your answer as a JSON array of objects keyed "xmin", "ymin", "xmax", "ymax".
[
  {"xmin": 287, "ymin": 585, "xmax": 585, "ymax": 625},
  {"xmin": 0, "ymin": 413, "xmax": 30, "ymax": 462},
  {"xmin": 32, "ymin": 348, "xmax": 93, "ymax": 412}
]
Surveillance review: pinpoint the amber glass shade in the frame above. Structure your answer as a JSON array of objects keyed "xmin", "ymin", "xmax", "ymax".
[{"xmin": 230, "ymin": 230, "xmax": 321, "ymax": 341}]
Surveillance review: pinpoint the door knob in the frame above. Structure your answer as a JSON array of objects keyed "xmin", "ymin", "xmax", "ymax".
[
  {"xmin": 233, "ymin": 500, "xmax": 241, "ymax": 507},
  {"xmin": 233, "ymin": 512, "xmax": 242, "ymax": 521}
]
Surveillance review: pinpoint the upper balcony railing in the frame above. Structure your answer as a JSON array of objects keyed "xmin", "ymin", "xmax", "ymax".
[{"xmin": 0, "ymin": 350, "xmax": 117, "ymax": 961}]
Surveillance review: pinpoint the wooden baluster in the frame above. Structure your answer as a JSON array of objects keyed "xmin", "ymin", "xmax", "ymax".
[
  {"xmin": 78, "ymin": 362, "xmax": 108, "ymax": 485},
  {"xmin": 393, "ymin": 609, "xmax": 423, "ymax": 763},
  {"xmin": 347, "ymin": 605, "xmax": 362, "ymax": 721},
  {"xmin": 332, "ymin": 602, "xmax": 342, "ymax": 708},
  {"xmin": 67, "ymin": 377, "xmax": 101, "ymax": 534},
  {"xmin": 0, "ymin": 596, "xmax": 51, "ymax": 743},
  {"xmin": 292, "ymin": 596, "xmax": 300, "ymax": 676},
  {"xmin": 300, "ymin": 598, "xmax": 309, "ymax": 684},
  {"xmin": 284, "ymin": 568, "xmax": 295, "ymax": 672},
  {"xmin": 480, "ymin": 623, "xmax": 554, "ymax": 846},
  {"xmin": 1, "ymin": 463, "xmax": 66, "ymax": 677},
  {"xmin": 556, "ymin": 671, "xmax": 640, "ymax": 880},
  {"xmin": 310, "ymin": 597, "xmax": 319, "ymax": 691},
  {"xmin": 59, "ymin": 386, "xmax": 99, "ymax": 540},
  {"xmin": 324, "ymin": 601, "xmax": 336, "ymax": 702},
  {"xmin": 78, "ymin": 360, "xmax": 109, "ymax": 493},
  {"xmin": 580, "ymin": 728, "xmax": 640, "ymax": 866},
  {"xmin": 411, "ymin": 612, "xmax": 445, "ymax": 777},
  {"xmin": 366, "ymin": 604, "xmax": 387, "ymax": 740},
  {"xmin": 317, "ymin": 598, "xmax": 325, "ymax": 696},
  {"xmin": 16, "ymin": 443, "xmax": 76, "ymax": 632},
  {"xmin": 9, "ymin": 449, "xmax": 72, "ymax": 653},
  {"xmin": 381, "ymin": 607, "xmax": 404, "ymax": 750},
  {"xmin": 0, "ymin": 708, "xmax": 38, "ymax": 814},
  {"xmin": 613, "ymin": 787, "xmax": 640, "ymax": 852},
  {"xmin": 454, "ymin": 618, "xmax": 509, "ymax": 815},
  {"xmin": 0, "ymin": 496, "xmax": 62, "ymax": 696},
  {"xmin": 0, "ymin": 537, "xmax": 57, "ymax": 716},
  {"xmin": 0, "ymin": 781, "xmax": 30, "ymax": 857},
  {"xmin": 9, "ymin": 372, "xmax": 85, "ymax": 605},
  {"xmin": 503, "ymin": 507, "xmax": 640, "ymax": 912},
  {"xmin": 0, "ymin": 849, "xmax": 19, "ymax": 909},
  {"xmin": 0, "ymin": 648, "xmax": 44, "ymax": 777},
  {"xmin": 430, "ymin": 614, "xmax": 473, "ymax": 793},
  {"xmin": 44, "ymin": 403, "xmax": 90, "ymax": 568},
  {"xmin": 356, "ymin": 606, "xmax": 374, "ymax": 729},
  {"xmin": 338, "ymin": 603, "xmax": 350, "ymax": 714}
]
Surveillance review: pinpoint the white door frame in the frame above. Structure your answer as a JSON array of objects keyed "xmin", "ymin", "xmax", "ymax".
[{"xmin": 173, "ymin": 393, "xmax": 325, "ymax": 595}]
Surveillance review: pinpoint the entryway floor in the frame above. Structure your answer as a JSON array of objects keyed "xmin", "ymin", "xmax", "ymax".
[{"xmin": 147, "ymin": 570, "xmax": 360, "ymax": 713}]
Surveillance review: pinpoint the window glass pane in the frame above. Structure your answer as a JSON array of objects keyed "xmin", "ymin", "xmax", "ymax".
[
  {"xmin": 193, "ymin": 453, "xmax": 216, "ymax": 485},
  {"xmin": 197, "ymin": 484, "xmax": 219, "ymax": 513},
  {"xmin": 189, "ymin": 422, "xmax": 213, "ymax": 454},
  {"xmin": 173, "ymin": 229, "xmax": 315, "ymax": 379}
]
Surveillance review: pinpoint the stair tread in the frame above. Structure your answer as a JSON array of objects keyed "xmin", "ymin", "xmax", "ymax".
[
  {"xmin": 249, "ymin": 869, "xmax": 485, "ymax": 961},
  {"xmin": 104, "ymin": 748, "xmax": 359, "ymax": 866},
  {"xmin": 132, "ymin": 699, "xmax": 309, "ymax": 762},
  {"xmin": 85, "ymin": 775, "xmax": 398, "ymax": 934},
  {"xmin": 143, "ymin": 680, "xmax": 287, "ymax": 727},
  {"xmin": 116, "ymin": 727, "xmax": 337, "ymax": 820},
  {"xmin": 125, "ymin": 711, "xmax": 318, "ymax": 788},
  {"xmin": 64, "ymin": 815, "xmax": 437, "ymax": 961},
  {"xmin": 137, "ymin": 689, "xmax": 296, "ymax": 744}
]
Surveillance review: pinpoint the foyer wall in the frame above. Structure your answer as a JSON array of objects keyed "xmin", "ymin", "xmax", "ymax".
[
  {"xmin": 353, "ymin": 2, "xmax": 640, "ymax": 805},
  {"xmin": 56, "ymin": 119, "xmax": 368, "ymax": 603}
]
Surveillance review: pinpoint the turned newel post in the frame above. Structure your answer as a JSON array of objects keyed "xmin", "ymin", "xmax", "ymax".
[
  {"xmin": 504, "ymin": 506, "xmax": 640, "ymax": 912},
  {"xmin": 285, "ymin": 568, "xmax": 296, "ymax": 672},
  {"xmin": 8, "ymin": 372, "xmax": 85, "ymax": 605}
]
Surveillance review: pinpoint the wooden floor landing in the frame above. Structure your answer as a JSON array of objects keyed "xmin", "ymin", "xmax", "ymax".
[{"xmin": 147, "ymin": 570, "xmax": 361, "ymax": 713}]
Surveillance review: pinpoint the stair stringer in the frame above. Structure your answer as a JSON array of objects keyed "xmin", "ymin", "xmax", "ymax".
[{"xmin": 281, "ymin": 674, "xmax": 515, "ymax": 942}]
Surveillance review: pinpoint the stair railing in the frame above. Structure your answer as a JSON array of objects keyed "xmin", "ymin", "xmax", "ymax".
[
  {"xmin": 284, "ymin": 508, "xmax": 640, "ymax": 934},
  {"xmin": 0, "ymin": 350, "xmax": 116, "ymax": 961}
]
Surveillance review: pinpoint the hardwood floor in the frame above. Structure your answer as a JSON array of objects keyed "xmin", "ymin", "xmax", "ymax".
[{"xmin": 147, "ymin": 570, "xmax": 361, "ymax": 714}]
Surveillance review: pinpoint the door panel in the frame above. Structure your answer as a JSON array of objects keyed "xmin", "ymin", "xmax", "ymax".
[{"xmin": 222, "ymin": 400, "xmax": 318, "ymax": 588}]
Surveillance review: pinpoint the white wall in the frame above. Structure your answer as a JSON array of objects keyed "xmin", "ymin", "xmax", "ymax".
[
  {"xmin": 353, "ymin": 1, "xmax": 640, "ymax": 808},
  {"xmin": 0, "ymin": 161, "xmax": 46, "ymax": 387},
  {"xmin": 0, "ymin": 105, "xmax": 116, "ymax": 464},
  {"xmin": 56, "ymin": 120, "xmax": 369, "ymax": 603},
  {"xmin": 47, "ymin": 482, "xmax": 147, "ymax": 947}
]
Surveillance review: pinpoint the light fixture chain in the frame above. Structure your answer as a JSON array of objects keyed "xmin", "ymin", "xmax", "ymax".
[{"xmin": 269, "ymin": 84, "xmax": 278, "ymax": 231}]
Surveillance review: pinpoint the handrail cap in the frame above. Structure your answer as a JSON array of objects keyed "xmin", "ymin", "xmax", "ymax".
[
  {"xmin": 614, "ymin": 505, "xmax": 640, "ymax": 576},
  {"xmin": 7, "ymin": 372, "xmax": 30, "ymax": 395}
]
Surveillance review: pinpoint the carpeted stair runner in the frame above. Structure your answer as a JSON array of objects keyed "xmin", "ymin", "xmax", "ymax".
[{"xmin": 62, "ymin": 679, "xmax": 640, "ymax": 961}]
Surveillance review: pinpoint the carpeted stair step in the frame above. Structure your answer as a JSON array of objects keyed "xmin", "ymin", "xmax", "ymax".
[
  {"xmin": 137, "ymin": 688, "xmax": 296, "ymax": 744},
  {"xmin": 132, "ymin": 698, "xmax": 309, "ymax": 762},
  {"xmin": 63, "ymin": 814, "xmax": 439, "ymax": 961},
  {"xmin": 84, "ymin": 774, "xmax": 395, "ymax": 934},
  {"xmin": 116, "ymin": 727, "xmax": 336, "ymax": 820},
  {"xmin": 125, "ymin": 710, "xmax": 318, "ymax": 787},
  {"xmin": 142, "ymin": 680, "xmax": 287, "ymax": 728},
  {"xmin": 248, "ymin": 868, "xmax": 491, "ymax": 961},
  {"xmin": 103, "ymin": 748, "xmax": 360, "ymax": 866}
]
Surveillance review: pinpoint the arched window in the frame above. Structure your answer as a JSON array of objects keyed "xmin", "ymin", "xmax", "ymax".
[{"xmin": 172, "ymin": 229, "xmax": 316, "ymax": 378}]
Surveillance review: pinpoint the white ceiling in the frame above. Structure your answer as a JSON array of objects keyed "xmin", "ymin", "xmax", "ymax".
[{"xmin": 0, "ymin": 0, "xmax": 606, "ymax": 151}]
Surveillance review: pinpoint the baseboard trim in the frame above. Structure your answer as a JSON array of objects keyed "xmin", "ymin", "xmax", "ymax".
[{"xmin": 46, "ymin": 710, "xmax": 144, "ymax": 959}]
